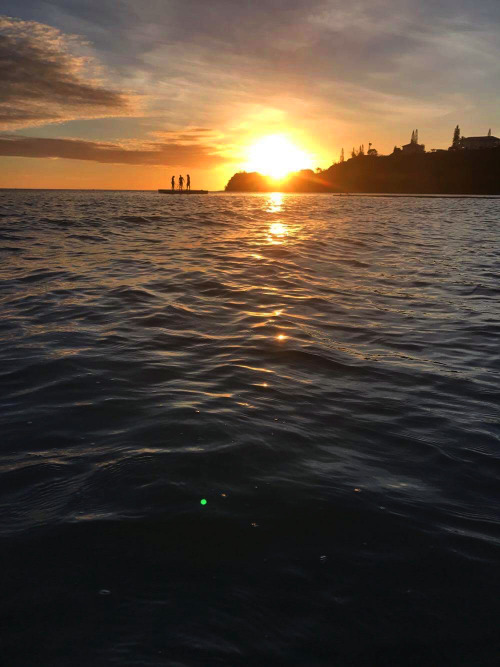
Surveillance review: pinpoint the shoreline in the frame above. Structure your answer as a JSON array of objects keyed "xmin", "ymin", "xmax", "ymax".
[{"xmin": 225, "ymin": 191, "xmax": 500, "ymax": 198}]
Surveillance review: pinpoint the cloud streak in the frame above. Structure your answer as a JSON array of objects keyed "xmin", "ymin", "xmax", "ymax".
[
  {"xmin": 0, "ymin": 134, "xmax": 228, "ymax": 168},
  {"xmin": 0, "ymin": 16, "xmax": 131, "ymax": 129}
]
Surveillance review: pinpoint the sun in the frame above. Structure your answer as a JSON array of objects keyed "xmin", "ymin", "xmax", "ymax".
[{"xmin": 245, "ymin": 135, "xmax": 312, "ymax": 180}]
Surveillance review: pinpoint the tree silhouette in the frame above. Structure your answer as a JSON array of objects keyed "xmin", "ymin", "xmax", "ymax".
[
  {"xmin": 452, "ymin": 125, "xmax": 461, "ymax": 149},
  {"xmin": 488, "ymin": 128, "xmax": 492, "ymax": 137},
  {"xmin": 351, "ymin": 147, "xmax": 356, "ymax": 158},
  {"xmin": 340, "ymin": 148, "xmax": 344, "ymax": 163}
]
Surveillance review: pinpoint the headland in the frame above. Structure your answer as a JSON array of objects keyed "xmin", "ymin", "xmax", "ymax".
[{"xmin": 226, "ymin": 129, "xmax": 500, "ymax": 195}]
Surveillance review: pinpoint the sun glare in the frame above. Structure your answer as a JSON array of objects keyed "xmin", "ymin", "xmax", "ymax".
[{"xmin": 245, "ymin": 135, "xmax": 312, "ymax": 180}]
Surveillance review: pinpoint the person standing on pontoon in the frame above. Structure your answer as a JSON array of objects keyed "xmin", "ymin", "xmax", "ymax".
[
  {"xmin": 171, "ymin": 175, "xmax": 175, "ymax": 191},
  {"xmin": 186, "ymin": 174, "xmax": 191, "ymax": 191},
  {"xmin": 179, "ymin": 175, "xmax": 184, "ymax": 191}
]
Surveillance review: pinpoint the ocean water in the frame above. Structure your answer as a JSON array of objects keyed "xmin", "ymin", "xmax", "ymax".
[{"xmin": 0, "ymin": 190, "xmax": 499, "ymax": 666}]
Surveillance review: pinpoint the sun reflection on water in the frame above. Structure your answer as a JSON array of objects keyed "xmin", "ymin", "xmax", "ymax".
[
  {"xmin": 268, "ymin": 221, "xmax": 288, "ymax": 244},
  {"xmin": 269, "ymin": 222, "xmax": 287, "ymax": 237},
  {"xmin": 268, "ymin": 192, "xmax": 284, "ymax": 212}
]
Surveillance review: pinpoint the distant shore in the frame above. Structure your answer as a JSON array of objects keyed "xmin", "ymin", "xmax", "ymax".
[
  {"xmin": 225, "ymin": 148, "xmax": 500, "ymax": 195},
  {"xmin": 332, "ymin": 193, "xmax": 500, "ymax": 199}
]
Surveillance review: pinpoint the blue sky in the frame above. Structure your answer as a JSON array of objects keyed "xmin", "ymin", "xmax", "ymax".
[{"xmin": 1, "ymin": 0, "xmax": 499, "ymax": 188}]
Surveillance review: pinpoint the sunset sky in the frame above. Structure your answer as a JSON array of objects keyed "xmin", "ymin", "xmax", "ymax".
[{"xmin": 1, "ymin": 0, "xmax": 499, "ymax": 190}]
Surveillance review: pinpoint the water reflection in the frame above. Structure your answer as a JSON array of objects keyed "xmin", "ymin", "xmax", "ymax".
[
  {"xmin": 268, "ymin": 192, "xmax": 284, "ymax": 212},
  {"xmin": 268, "ymin": 221, "xmax": 288, "ymax": 244},
  {"xmin": 269, "ymin": 222, "xmax": 287, "ymax": 237}
]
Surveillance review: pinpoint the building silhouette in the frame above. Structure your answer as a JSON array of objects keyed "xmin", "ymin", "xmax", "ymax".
[
  {"xmin": 401, "ymin": 129, "xmax": 425, "ymax": 154},
  {"xmin": 458, "ymin": 132, "xmax": 500, "ymax": 150}
]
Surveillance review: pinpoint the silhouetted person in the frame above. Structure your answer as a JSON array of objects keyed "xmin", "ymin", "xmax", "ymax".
[
  {"xmin": 186, "ymin": 174, "xmax": 191, "ymax": 190},
  {"xmin": 179, "ymin": 175, "xmax": 184, "ymax": 191},
  {"xmin": 171, "ymin": 175, "xmax": 175, "ymax": 190}
]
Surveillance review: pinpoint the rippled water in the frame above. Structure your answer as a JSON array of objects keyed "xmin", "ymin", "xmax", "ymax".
[{"xmin": 1, "ymin": 190, "xmax": 499, "ymax": 665}]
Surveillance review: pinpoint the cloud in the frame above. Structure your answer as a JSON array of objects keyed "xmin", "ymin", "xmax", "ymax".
[
  {"xmin": 70, "ymin": 0, "xmax": 496, "ymax": 136},
  {"xmin": 0, "ymin": 1, "xmax": 499, "ymax": 157},
  {"xmin": 0, "ymin": 134, "xmax": 228, "ymax": 168},
  {"xmin": 0, "ymin": 16, "xmax": 131, "ymax": 129}
]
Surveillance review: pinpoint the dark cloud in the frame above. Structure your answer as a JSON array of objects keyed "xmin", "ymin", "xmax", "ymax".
[
  {"xmin": 0, "ymin": 16, "xmax": 130, "ymax": 129},
  {"xmin": 0, "ymin": 110, "xmax": 60, "ymax": 124},
  {"xmin": 0, "ymin": 134, "xmax": 228, "ymax": 168}
]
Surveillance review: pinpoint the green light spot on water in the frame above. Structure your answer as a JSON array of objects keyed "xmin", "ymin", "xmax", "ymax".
[{"xmin": 200, "ymin": 499, "xmax": 207, "ymax": 506}]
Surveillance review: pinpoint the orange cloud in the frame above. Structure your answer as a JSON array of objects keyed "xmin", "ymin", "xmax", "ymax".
[{"xmin": 0, "ymin": 135, "xmax": 228, "ymax": 168}]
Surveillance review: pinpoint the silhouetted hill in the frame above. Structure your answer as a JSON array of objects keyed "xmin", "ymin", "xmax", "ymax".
[
  {"xmin": 225, "ymin": 149, "xmax": 500, "ymax": 194},
  {"xmin": 225, "ymin": 169, "xmax": 331, "ymax": 193},
  {"xmin": 226, "ymin": 172, "xmax": 271, "ymax": 192}
]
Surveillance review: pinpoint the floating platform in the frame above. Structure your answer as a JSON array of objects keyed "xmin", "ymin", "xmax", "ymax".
[{"xmin": 158, "ymin": 189, "xmax": 208, "ymax": 194}]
